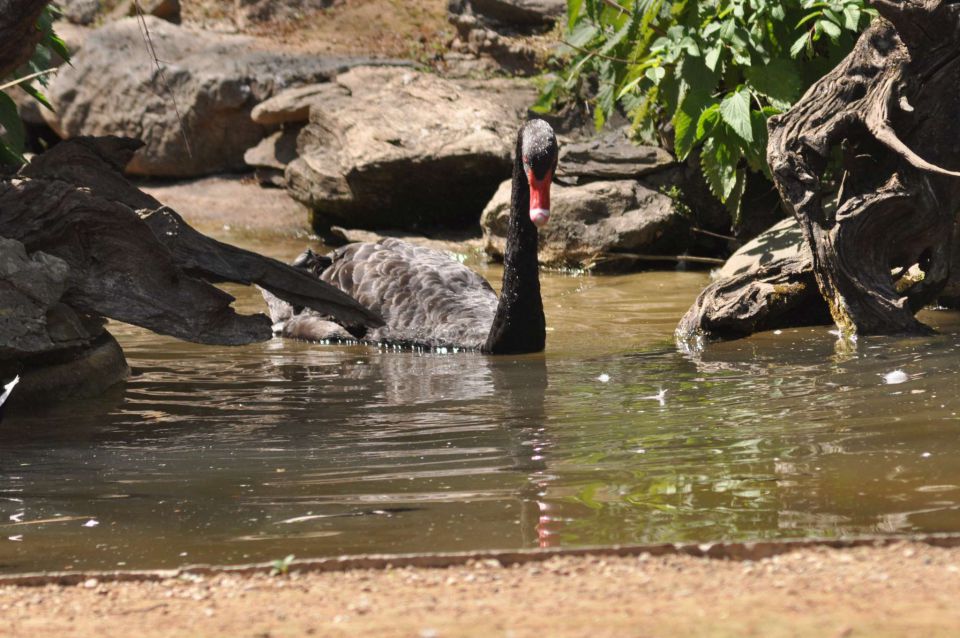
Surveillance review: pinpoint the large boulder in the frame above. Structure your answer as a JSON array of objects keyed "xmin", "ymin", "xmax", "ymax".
[
  {"xmin": 285, "ymin": 67, "xmax": 536, "ymax": 231},
  {"xmin": 43, "ymin": 17, "xmax": 379, "ymax": 177},
  {"xmin": 57, "ymin": 0, "xmax": 100, "ymax": 25},
  {"xmin": 481, "ymin": 179, "xmax": 689, "ymax": 271}
]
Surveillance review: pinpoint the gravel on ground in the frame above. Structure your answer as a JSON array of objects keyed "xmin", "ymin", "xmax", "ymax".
[{"xmin": 3, "ymin": 542, "xmax": 960, "ymax": 637}]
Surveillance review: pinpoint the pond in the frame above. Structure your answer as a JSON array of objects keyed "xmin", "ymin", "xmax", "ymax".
[{"xmin": 1, "ymin": 234, "xmax": 959, "ymax": 573}]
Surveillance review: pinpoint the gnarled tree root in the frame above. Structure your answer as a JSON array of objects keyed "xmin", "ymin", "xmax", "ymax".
[{"xmin": 767, "ymin": 0, "xmax": 960, "ymax": 337}]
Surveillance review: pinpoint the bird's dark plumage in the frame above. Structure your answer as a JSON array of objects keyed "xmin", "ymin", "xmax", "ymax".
[{"xmin": 265, "ymin": 119, "xmax": 558, "ymax": 353}]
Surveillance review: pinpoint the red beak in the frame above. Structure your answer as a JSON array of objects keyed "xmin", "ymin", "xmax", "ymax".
[{"xmin": 527, "ymin": 168, "xmax": 552, "ymax": 228}]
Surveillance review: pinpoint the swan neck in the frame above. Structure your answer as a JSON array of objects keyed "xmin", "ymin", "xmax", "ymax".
[{"xmin": 484, "ymin": 139, "xmax": 545, "ymax": 354}]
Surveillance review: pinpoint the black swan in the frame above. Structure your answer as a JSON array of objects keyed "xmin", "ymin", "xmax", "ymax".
[
  {"xmin": 0, "ymin": 375, "xmax": 19, "ymax": 423},
  {"xmin": 265, "ymin": 119, "xmax": 558, "ymax": 354}
]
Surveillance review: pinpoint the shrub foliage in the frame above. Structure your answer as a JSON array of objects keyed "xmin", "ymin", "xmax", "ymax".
[
  {"xmin": 0, "ymin": 7, "xmax": 69, "ymax": 165},
  {"xmin": 537, "ymin": 0, "xmax": 875, "ymax": 219}
]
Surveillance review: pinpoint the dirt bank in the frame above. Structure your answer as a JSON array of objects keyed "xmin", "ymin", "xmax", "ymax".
[{"xmin": 3, "ymin": 542, "xmax": 960, "ymax": 637}]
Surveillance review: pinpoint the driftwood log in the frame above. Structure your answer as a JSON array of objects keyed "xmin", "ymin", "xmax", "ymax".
[
  {"xmin": 675, "ymin": 254, "xmax": 830, "ymax": 344},
  {"xmin": 767, "ymin": 0, "xmax": 960, "ymax": 336},
  {"xmin": 1, "ymin": 137, "xmax": 382, "ymax": 348}
]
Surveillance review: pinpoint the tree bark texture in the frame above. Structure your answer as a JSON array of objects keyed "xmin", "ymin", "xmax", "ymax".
[
  {"xmin": 767, "ymin": 0, "xmax": 960, "ymax": 336},
  {"xmin": 675, "ymin": 254, "xmax": 831, "ymax": 345},
  {"xmin": 1, "ymin": 136, "xmax": 382, "ymax": 347},
  {"xmin": 0, "ymin": 0, "xmax": 49, "ymax": 80}
]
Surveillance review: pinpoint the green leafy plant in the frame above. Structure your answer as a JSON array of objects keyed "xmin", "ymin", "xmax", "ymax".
[
  {"xmin": 270, "ymin": 553, "xmax": 296, "ymax": 576},
  {"xmin": 0, "ymin": 6, "xmax": 70, "ymax": 166},
  {"xmin": 538, "ymin": 0, "xmax": 875, "ymax": 221}
]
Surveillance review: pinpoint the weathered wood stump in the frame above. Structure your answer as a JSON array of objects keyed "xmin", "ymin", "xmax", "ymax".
[
  {"xmin": 767, "ymin": 0, "xmax": 960, "ymax": 337},
  {"xmin": 1, "ymin": 136, "xmax": 383, "ymax": 404}
]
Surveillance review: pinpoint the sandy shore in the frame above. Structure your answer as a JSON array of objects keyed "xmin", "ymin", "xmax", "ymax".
[{"xmin": 3, "ymin": 541, "xmax": 960, "ymax": 637}]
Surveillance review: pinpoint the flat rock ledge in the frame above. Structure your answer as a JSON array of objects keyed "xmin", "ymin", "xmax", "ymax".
[{"xmin": 282, "ymin": 66, "xmax": 536, "ymax": 232}]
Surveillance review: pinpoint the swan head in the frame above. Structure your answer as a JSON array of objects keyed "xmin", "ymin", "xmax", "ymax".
[{"xmin": 520, "ymin": 119, "xmax": 558, "ymax": 228}]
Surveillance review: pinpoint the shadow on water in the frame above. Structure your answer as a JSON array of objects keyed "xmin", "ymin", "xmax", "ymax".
[{"xmin": 1, "ymin": 261, "xmax": 959, "ymax": 572}]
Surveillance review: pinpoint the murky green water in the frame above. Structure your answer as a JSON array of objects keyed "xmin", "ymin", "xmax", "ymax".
[{"xmin": 1, "ymin": 234, "xmax": 959, "ymax": 573}]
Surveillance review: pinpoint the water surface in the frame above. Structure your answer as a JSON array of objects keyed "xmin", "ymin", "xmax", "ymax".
[{"xmin": 1, "ymin": 235, "xmax": 959, "ymax": 573}]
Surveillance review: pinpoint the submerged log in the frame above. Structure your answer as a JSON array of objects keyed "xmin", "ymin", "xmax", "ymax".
[
  {"xmin": 1, "ymin": 136, "xmax": 382, "ymax": 347},
  {"xmin": 767, "ymin": 1, "xmax": 960, "ymax": 336}
]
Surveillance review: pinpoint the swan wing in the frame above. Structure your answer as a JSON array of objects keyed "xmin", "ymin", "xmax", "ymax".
[{"xmin": 322, "ymin": 239, "xmax": 498, "ymax": 350}]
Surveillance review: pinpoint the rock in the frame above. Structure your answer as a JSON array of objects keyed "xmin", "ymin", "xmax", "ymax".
[
  {"xmin": 557, "ymin": 128, "xmax": 676, "ymax": 184},
  {"xmin": 447, "ymin": 0, "xmax": 563, "ymax": 74},
  {"xmin": 7, "ymin": 333, "xmax": 130, "ymax": 408},
  {"xmin": 717, "ymin": 217, "xmax": 806, "ymax": 279},
  {"xmin": 251, "ymin": 84, "xmax": 336, "ymax": 126},
  {"xmin": 44, "ymin": 17, "xmax": 382, "ymax": 177},
  {"xmin": 58, "ymin": 0, "xmax": 100, "ymax": 25},
  {"xmin": 244, "ymin": 128, "xmax": 301, "ymax": 186},
  {"xmin": 0, "ymin": 237, "xmax": 73, "ymax": 357},
  {"xmin": 286, "ymin": 67, "xmax": 535, "ymax": 231},
  {"xmin": 110, "ymin": 0, "xmax": 181, "ymax": 23},
  {"xmin": 481, "ymin": 179, "xmax": 689, "ymax": 271},
  {"xmin": 449, "ymin": 0, "xmax": 564, "ymax": 29}
]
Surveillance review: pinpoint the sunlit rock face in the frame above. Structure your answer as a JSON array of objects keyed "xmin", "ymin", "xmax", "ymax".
[
  {"xmin": 447, "ymin": 0, "xmax": 565, "ymax": 74},
  {"xmin": 42, "ymin": 17, "xmax": 376, "ymax": 177},
  {"xmin": 481, "ymin": 179, "xmax": 687, "ymax": 272},
  {"xmin": 284, "ymin": 66, "xmax": 536, "ymax": 232}
]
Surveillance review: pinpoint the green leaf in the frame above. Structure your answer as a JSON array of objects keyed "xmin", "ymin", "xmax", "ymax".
[
  {"xmin": 746, "ymin": 108, "xmax": 771, "ymax": 176},
  {"xmin": 789, "ymin": 32, "xmax": 810, "ymax": 58},
  {"xmin": 842, "ymin": 5, "xmax": 861, "ymax": 30},
  {"xmin": 17, "ymin": 81, "xmax": 54, "ymax": 113},
  {"xmin": 0, "ymin": 141, "xmax": 25, "ymax": 167},
  {"xmin": 566, "ymin": 21, "xmax": 599, "ymax": 48},
  {"xmin": 719, "ymin": 88, "xmax": 753, "ymax": 143},
  {"xmin": 44, "ymin": 34, "xmax": 70, "ymax": 63},
  {"xmin": 745, "ymin": 57, "xmax": 803, "ymax": 108},
  {"xmin": 726, "ymin": 169, "xmax": 747, "ymax": 225},
  {"xmin": 673, "ymin": 92, "xmax": 709, "ymax": 160},
  {"xmin": 0, "ymin": 92, "xmax": 26, "ymax": 155},
  {"xmin": 704, "ymin": 44, "xmax": 723, "ymax": 71},
  {"xmin": 644, "ymin": 65, "xmax": 665, "ymax": 84},
  {"xmin": 701, "ymin": 134, "xmax": 739, "ymax": 202},
  {"xmin": 817, "ymin": 19, "xmax": 842, "ymax": 41},
  {"xmin": 695, "ymin": 103, "xmax": 720, "ymax": 140},
  {"xmin": 567, "ymin": 0, "xmax": 585, "ymax": 30}
]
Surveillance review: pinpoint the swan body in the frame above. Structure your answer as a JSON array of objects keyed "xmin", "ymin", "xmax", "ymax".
[{"xmin": 266, "ymin": 119, "xmax": 558, "ymax": 354}]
